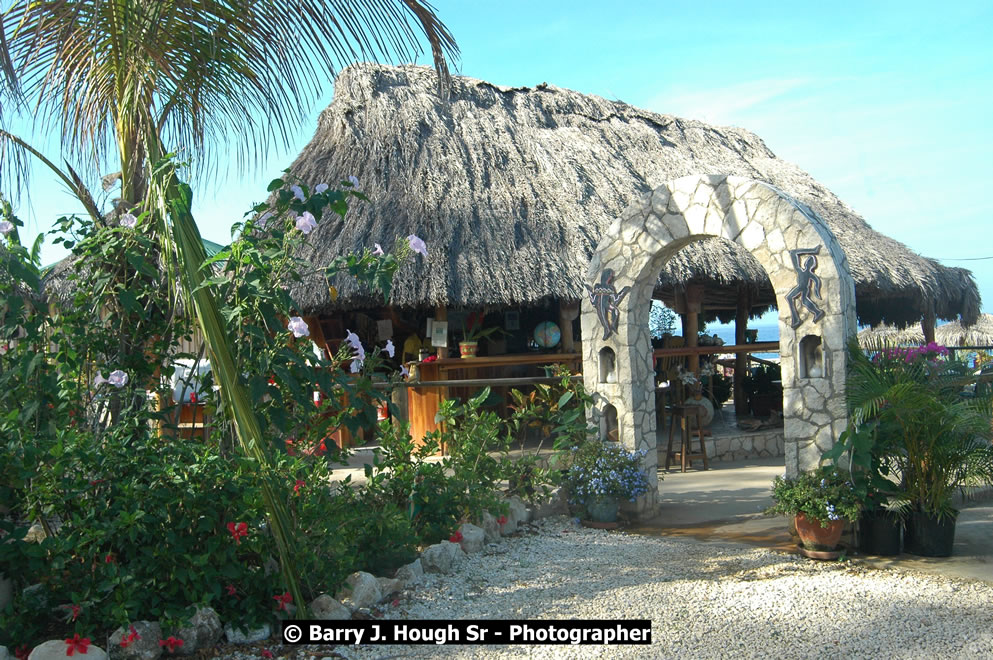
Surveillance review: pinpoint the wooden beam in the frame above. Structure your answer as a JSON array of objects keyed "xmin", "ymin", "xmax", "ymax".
[{"xmin": 735, "ymin": 288, "xmax": 750, "ymax": 416}]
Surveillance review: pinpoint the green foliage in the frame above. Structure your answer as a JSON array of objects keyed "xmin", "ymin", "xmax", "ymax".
[
  {"xmin": 831, "ymin": 338, "xmax": 993, "ymax": 519},
  {"xmin": 649, "ymin": 301, "xmax": 677, "ymax": 340},
  {"xmin": 767, "ymin": 467, "xmax": 861, "ymax": 525},
  {"xmin": 562, "ymin": 441, "xmax": 651, "ymax": 512}
]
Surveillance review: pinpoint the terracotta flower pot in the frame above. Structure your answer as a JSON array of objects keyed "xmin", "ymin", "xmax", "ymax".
[{"xmin": 795, "ymin": 512, "xmax": 844, "ymax": 551}]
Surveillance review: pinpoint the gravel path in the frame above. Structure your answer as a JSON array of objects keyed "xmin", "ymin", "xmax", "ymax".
[
  {"xmin": 228, "ymin": 516, "xmax": 993, "ymax": 659},
  {"xmin": 350, "ymin": 517, "xmax": 992, "ymax": 659}
]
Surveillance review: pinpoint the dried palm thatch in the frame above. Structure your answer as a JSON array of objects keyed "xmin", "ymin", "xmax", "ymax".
[
  {"xmin": 284, "ymin": 64, "xmax": 979, "ymax": 328},
  {"xmin": 859, "ymin": 314, "xmax": 993, "ymax": 348}
]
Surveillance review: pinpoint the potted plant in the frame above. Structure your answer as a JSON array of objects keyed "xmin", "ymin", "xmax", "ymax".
[
  {"xmin": 844, "ymin": 339, "xmax": 993, "ymax": 557},
  {"xmin": 562, "ymin": 440, "xmax": 650, "ymax": 527},
  {"xmin": 767, "ymin": 467, "xmax": 860, "ymax": 558},
  {"xmin": 459, "ymin": 311, "xmax": 502, "ymax": 359}
]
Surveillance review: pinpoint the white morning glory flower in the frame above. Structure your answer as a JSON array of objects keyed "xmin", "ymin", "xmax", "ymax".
[
  {"xmin": 400, "ymin": 364, "xmax": 409, "ymax": 378},
  {"xmin": 287, "ymin": 316, "xmax": 310, "ymax": 338},
  {"xmin": 315, "ymin": 183, "xmax": 329, "ymax": 194},
  {"xmin": 349, "ymin": 358, "xmax": 363, "ymax": 373},
  {"xmin": 385, "ymin": 339, "xmax": 395, "ymax": 358},
  {"xmin": 372, "ymin": 243, "xmax": 384, "ymax": 256},
  {"xmin": 344, "ymin": 329, "xmax": 366, "ymax": 361},
  {"xmin": 108, "ymin": 370, "xmax": 129, "ymax": 388},
  {"xmin": 346, "ymin": 175, "xmax": 359, "ymax": 188},
  {"xmin": 0, "ymin": 220, "xmax": 14, "ymax": 235},
  {"xmin": 119, "ymin": 213, "xmax": 137, "ymax": 228},
  {"xmin": 295, "ymin": 211, "xmax": 317, "ymax": 235},
  {"xmin": 290, "ymin": 185, "xmax": 305, "ymax": 201},
  {"xmin": 93, "ymin": 372, "xmax": 108, "ymax": 387},
  {"xmin": 407, "ymin": 234, "xmax": 427, "ymax": 257}
]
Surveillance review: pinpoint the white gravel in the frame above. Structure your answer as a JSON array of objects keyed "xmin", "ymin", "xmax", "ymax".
[{"xmin": 220, "ymin": 516, "xmax": 993, "ymax": 659}]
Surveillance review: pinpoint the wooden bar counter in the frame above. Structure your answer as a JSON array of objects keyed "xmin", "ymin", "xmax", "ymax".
[{"xmin": 407, "ymin": 353, "xmax": 580, "ymax": 445}]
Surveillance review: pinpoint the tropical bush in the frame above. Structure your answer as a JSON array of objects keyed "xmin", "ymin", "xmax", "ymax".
[
  {"xmin": 767, "ymin": 467, "xmax": 861, "ymax": 526},
  {"xmin": 562, "ymin": 441, "xmax": 651, "ymax": 513}
]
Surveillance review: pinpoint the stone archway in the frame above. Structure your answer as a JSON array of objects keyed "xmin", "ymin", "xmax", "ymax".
[{"xmin": 581, "ymin": 175, "xmax": 857, "ymax": 516}]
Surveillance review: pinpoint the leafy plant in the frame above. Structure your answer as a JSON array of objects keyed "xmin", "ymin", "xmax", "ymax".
[
  {"xmin": 767, "ymin": 467, "xmax": 861, "ymax": 526},
  {"xmin": 562, "ymin": 441, "xmax": 650, "ymax": 513}
]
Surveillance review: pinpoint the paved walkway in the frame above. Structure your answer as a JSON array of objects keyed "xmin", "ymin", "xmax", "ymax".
[{"xmin": 637, "ymin": 456, "xmax": 993, "ymax": 584}]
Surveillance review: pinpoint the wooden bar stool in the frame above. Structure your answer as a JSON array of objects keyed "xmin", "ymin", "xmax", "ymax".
[{"xmin": 664, "ymin": 404, "xmax": 709, "ymax": 472}]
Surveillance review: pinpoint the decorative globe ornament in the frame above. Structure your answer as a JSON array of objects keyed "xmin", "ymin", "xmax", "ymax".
[{"xmin": 533, "ymin": 321, "xmax": 561, "ymax": 349}]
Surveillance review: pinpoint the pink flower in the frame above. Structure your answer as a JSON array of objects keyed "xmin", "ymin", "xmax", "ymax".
[
  {"xmin": 295, "ymin": 211, "xmax": 317, "ymax": 235},
  {"xmin": 385, "ymin": 339, "xmax": 395, "ymax": 358},
  {"xmin": 261, "ymin": 651, "xmax": 274, "ymax": 659},
  {"xmin": 226, "ymin": 522, "xmax": 249, "ymax": 544},
  {"xmin": 273, "ymin": 591, "xmax": 293, "ymax": 611},
  {"xmin": 159, "ymin": 637, "xmax": 184, "ymax": 653},
  {"xmin": 290, "ymin": 185, "xmax": 305, "ymax": 201},
  {"xmin": 287, "ymin": 316, "xmax": 310, "ymax": 338},
  {"xmin": 314, "ymin": 183, "xmax": 329, "ymax": 194},
  {"xmin": 372, "ymin": 243, "xmax": 384, "ymax": 256},
  {"xmin": 119, "ymin": 213, "xmax": 137, "ymax": 228},
  {"xmin": 406, "ymin": 234, "xmax": 427, "ymax": 257},
  {"xmin": 65, "ymin": 635, "xmax": 90, "ymax": 656},
  {"xmin": 107, "ymin": 370, "xmax": 129, "ymax": 387}
]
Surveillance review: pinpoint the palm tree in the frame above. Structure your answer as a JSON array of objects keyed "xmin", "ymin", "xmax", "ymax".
[{"xmin": 1, "ymin": 0, "xmax": 457, "ymax": 614}]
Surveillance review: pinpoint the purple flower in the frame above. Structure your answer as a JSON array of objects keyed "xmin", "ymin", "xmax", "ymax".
[
  {"xmin": 0, "ymin": 220, "xmax": 12, "ymax": 235},
  {"xmin": 407, "ymin": 234, "xmax": 427, "ymax": 257},
  {"xmin": 346, "ymin": 176, "xmax": 359, "ymax": 188},
  {"xmin": 385, "ymin": 339, "xmax": 395, "ymax": 358},
  {"xmin": 372, "ymin": 243, "xmax": 384, "ymax": 256},
  {"xmin": 349, "ymin": 359, "xmax": 362, "ymax": 374},
  {"xmin": 315, "ymin": 183, "xmax": 329, "ymax": 194},
  {"xmin": 119, "ymin": 213, "xmax": 137, "ymax": 228},
  {"xmin": 400, "ymin": 364, "xmax": 409, "ymax": 378},
  {"xmin": 288, "ymin": 316, "xmax": 310, "ymax": 338},
  {"xmin": 258, "ymin": 211, "xmax": 273, "ymax": 226},
  {"xmin": 108, "ymin": 370, "xmax": 129, "ymax": 388},
  {"xmin": 290, "ymin": 185, "xmax": 305, "ymax": 201},
  {"xmin": 344, "ymin": 329, "xmax": 366, "ymax": 361},
  {"xmin": 295, "ymin": 211, "xmax": 317, "ymax": 235}
]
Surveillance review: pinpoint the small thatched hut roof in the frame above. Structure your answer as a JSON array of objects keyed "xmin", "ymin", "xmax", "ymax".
[
  {"xmin": 860, "ymin": 314, "xmax": 993, "ymax": 348},
  {"xmin": 285, "ymin": 64, "xmax": 980, "ymax": 328}
]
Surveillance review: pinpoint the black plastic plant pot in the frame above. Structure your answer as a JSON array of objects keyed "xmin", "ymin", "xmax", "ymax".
[
  {"xmin": 858, "ymin": 509, "xmax": 903, "ymax": 556},
  {"xmin": 904, "ymin": 509, "xmax": 958, "ymax": 557}
]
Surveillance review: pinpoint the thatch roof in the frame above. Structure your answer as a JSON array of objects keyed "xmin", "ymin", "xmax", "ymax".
[
  {"xmin": 859, "ymin": 314, "xmax": 993, "ymax": 348},
  {"xmin": 284, "ymin": 64, "xmax": 980, "ymax": 328}
]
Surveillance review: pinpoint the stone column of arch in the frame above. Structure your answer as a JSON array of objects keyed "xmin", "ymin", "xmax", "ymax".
[{"xmin": 581, "ymin": 174, "xmax": 857, "ymax": 517}]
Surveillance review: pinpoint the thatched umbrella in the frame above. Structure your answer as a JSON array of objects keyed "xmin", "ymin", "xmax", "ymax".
[
  {"xmin": 936, "ymin": 314, "xmax": 993, "ymax": 347},
  {"xmin": 284, "ymin": 64, "xmax": 980, "ymax": 328}
]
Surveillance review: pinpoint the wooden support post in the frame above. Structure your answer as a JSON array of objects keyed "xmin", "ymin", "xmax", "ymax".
[
  {"xmin": 922, "ymin": 304, "xmax": 936, "ymax": 345},
  {"xmin": 559, "ymin": 300, "xmax": 579, "ymax": 352},
  {"xmin": 734, "ymin": 287, "xmax": 751, "ymax": 417},
  {"xmin": 685, "ymin": 284, "xmax": 704, "ymax": 375}
]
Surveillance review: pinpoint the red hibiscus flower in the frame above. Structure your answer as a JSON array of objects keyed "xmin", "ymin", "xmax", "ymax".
[
  {"xmin": 293, "ymin": 480, "xmax": 305, "ymax": 495},
  {"xmin": 261, "ymin": 651, "xmax": 274, "ymax": 659},
  {"xmin": 120, "ymin": 626, "xmax": 141, "ymax": 648},
  {"xmin": 313, "ymin": 440, "xmax": 327, "ymax": 456},
  {"xmin": 497, "ymin": 515, "xmax": 508, "ymax": 526},
  {"xmin": 65, "ymin": 634, "xmax": 90, "ymax": 656},
  {"xmin": 284, "ymin": 438, "xmax": 297, "ymax": 456},
  {"xmin": 14, "ymin": 645, "xmax": 30, "ymax": 660},
  {"xmin": 273, "ymin": 591, "xmax": 293, "ymax": 611},
  {"xmin": 226, "ymin": 521, "xmax": 248, "ymax": 544},
  {"xmin": 225, "ymin": 583, "xmax": 237, "ymax": 596},
  {"xmin": 104, "ymin": 553, "xmax": 116, "ymax": 564},
  {"xmin": 190, "ymin": 391, "xmax": 198, "ymax": 404},
  {"xmin": 449, "ymin": 531, "xmax": 463, "ymax": 543},
  {"xmin": 159, "ymin": 637, "xmax": 184, "ymax": 653}
]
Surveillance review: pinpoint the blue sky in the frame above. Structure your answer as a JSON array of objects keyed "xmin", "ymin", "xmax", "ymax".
[{"xmin": 9, "ymin": 0, "xmax": 992, "ymax": 317}]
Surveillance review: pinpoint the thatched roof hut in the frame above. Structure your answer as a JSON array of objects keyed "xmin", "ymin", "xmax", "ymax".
[
  {"xmin": 860, "ymin": 314, "xmax": 993, "ymax": 348},
  {"xmin": 285, "ymin": 64, "xmax": 980, "ymax": 328}
]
